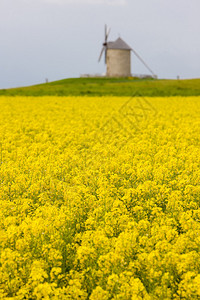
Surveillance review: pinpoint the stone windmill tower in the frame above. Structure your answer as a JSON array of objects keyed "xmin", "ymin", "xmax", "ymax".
[
  {"xmin": 106, "ymin": 37, "xmax": 132, "ymax": 77},
  {"xmin": 98, "ymin": 25, "xmax": 156, "ymax": 78}
]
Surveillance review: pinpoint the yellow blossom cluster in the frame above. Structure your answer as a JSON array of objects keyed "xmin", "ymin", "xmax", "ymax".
[{"xmin": 0, "ymin": 96, "xmax": 200, "ymax": 299}]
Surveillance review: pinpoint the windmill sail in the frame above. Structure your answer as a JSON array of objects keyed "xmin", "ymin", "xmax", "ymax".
[{"xmin": 98, "ymin": 24, "xmax": 110, "ymax": 64}]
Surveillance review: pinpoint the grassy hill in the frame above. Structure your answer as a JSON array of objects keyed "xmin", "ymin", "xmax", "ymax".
[{"xmin": 0, "ymin": 77, "xmax": 200, "ymax": 97}]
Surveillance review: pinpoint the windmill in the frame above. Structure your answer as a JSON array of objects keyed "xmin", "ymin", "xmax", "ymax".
[{"xmin": 98, "ymin": 25, "xmax": 156, "ymax": 78}]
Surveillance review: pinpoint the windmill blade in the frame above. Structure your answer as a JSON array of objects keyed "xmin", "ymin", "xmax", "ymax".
[
  {"xmin": 105, "ymin": 27, "xmax": 111, "ymax": 42},
  {"xmin": 104, "ymin": 24, "xmax": 111, "ymax": 43},
  {"xmin": 131, "ymin": 48, "xmax": 156, "ymax": 78},
  {"xmin": 98, "ymin": 46, "xmax": 105, "ymax": 62},
  {"xmin": 99, "ymin": 25, "xmax": 110, "ymax": 63},
  {"xmin": 105, "ymin": 47, "xmax": 107, "ymax": 64},
  {"xmin": 105, "ymin": 24, "xmax": 107, "ymax": 42}
]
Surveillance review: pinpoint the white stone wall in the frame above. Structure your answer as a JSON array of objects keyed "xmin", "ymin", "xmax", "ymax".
[{"xmin": 106, "ymin": 49, "xmax": 131, "ymax": 77}]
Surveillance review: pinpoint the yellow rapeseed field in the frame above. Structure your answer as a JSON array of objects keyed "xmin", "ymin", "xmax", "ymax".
[{"xmin": 0, "ymin": 96, "xmax": 200, "ymax": 299}]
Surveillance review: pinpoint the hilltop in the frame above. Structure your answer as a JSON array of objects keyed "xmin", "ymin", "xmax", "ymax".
[{"xmin": 0, "ymin": 77, "xmax": 200, "ymax": 97}]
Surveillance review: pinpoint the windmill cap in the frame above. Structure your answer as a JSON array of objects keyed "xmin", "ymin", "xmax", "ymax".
[{"xmin": 107, "ymin": 37, "xmax": 132, "ymax": 50}]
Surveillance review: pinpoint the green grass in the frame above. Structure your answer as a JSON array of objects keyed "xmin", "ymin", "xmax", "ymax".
[{"xmin": 1, "ymin": 77, "xmax": 200, "ymax": 97}]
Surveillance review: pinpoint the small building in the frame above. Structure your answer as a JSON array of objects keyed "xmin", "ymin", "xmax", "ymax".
[
  {"xmin": 106, "ymin": 37, "xmax": 132, "ymax": 77},
  {"xmin": 98, "ymin": 25, "xmax": 157, "ymax": 79}
]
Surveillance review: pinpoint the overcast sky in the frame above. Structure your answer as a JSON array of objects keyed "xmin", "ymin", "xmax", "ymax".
[{"xmin": 0, "ymin": 0, "xmax": 200, "ymax": 88}]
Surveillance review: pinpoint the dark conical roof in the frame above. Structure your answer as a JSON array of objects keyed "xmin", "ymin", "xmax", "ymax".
[{"xmin": 107, "ymin": 37, "xmax": 132, "ymax": 50}]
